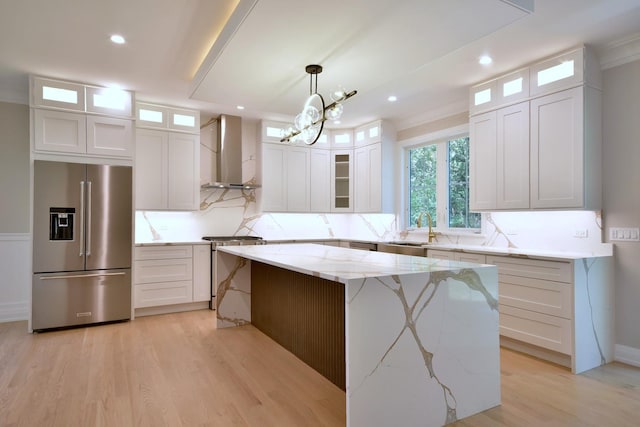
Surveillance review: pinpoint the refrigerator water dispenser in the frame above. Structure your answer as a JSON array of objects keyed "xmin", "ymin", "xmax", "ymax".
[{"xmin": 49, "ymin": 207, "xmax": 74, "ymax": 241}]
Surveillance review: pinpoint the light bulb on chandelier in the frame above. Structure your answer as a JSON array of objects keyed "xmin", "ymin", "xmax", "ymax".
[{"xmin": 281, "ymin": 65, "xmax": 357, "ymax": 145}]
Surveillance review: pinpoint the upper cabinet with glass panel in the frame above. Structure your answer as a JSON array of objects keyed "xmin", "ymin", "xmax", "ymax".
[
  {"xmin": 32, "ymin": 77, "xmax": 133, "ymax": 117},
  {"xmin": 469, "ymin": 46, "xmax": 600, "ymax": 115},
  {"xmin": 136, "ymin": 102, "xmax": 199, "ymax": 134},
  {"xmin": 530, "ymin": 47, "xmax": 601, "ymax": 96}
]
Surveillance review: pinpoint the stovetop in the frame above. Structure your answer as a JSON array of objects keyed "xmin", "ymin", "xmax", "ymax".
[{"xmin": 202, "ymin": 235, "xmax": 263, "ymax": 242}]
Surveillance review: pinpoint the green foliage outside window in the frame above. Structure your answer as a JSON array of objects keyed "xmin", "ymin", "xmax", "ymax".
[
  {"xmin": 448, "ymin": 137, "xmax": 481, "ymax": 228},
  {"xmin": 408, "ymin": 136, "xmax": 480, "ymax": 229},
  {"xmin": 409, "ymin": 144, "xmax": 437, "ymax": 227}
]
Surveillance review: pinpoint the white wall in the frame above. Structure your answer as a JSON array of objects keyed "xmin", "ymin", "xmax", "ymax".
[
  {"xmin": 0, "ymin": 101, "xmax": 30, "ymax": 321},
  {"xmin": 602, "ymin": 58, "xmax": 640, "ymax": 352}
]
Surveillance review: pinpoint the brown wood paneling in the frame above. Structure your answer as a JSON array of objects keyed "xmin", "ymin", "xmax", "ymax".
[{"xmin": 251, "ymin": 262, "xmax": 346, "ymax": 390}]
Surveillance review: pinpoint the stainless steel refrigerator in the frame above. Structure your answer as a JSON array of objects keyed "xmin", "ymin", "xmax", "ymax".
[{"xmin": 32, "ymin": 160, "xmax": 132, "ymax": 331}]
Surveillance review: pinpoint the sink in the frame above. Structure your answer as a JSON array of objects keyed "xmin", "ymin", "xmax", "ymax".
[
  {"xmin": 378, "ymin": 242, "xmax": 427, "ymax": 256},
  {"xmin": 385, "ymin": 240, "xmax": 426, "ymax": 247}
]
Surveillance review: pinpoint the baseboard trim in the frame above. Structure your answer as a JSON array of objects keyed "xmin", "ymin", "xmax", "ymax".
[
  {"xmin": 0, "ymin": 302, "xmax": 29, "ymax": 322},
  {"xmin": 134, "ymin": 301, "xmax": 210, "ymax": 318},
  {"xmin": 614, "ymin": 344, "xmax": 640, "ymax": 368}
]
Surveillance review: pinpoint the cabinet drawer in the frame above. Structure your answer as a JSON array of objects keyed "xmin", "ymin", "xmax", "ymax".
[
  {"xmin": 499, "ymin": 305, "xmax": 572, "ymax": 355},
  {"xmin": 135, "ymin": 245, "xmax": 192, "ymax": 260},
  {"xmin": 134, "ymin": 258, "xmax": 193, "ymax": 284},
  {"xmin": 499, "ymin": 275, "xmax": 572, "ymax": 319},
  {"xmin": 486, "ymin": 255, "xmax": 572, "ymax": 282},
  {"xmin": 134, "ymin": 281, "xmax": 193, "ymax": 308},
  {"xmin": 427, "ymin": 249, "xmax": 455, "ymax": 261}
]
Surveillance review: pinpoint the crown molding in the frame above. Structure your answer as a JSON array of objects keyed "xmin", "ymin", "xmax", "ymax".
[{"xmin": 600, "ymin": 32, "xmax": 640, "ymax": 70}]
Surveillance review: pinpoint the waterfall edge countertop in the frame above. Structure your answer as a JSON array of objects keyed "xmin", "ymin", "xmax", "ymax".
[
  {"xmin": 214, "ymin": 242, "xmax": 500, "ymax": 426},
  {"xmin": 216, "ymin": 243, "xmax": 483, "ymax": 283}
]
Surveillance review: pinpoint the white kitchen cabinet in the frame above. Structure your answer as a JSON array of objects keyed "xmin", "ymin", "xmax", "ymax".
[
  {"xmin": 310, "ymin": 148, "xmax": 331, "ymax": 212},
  {"xmin": 331, "ymin": 130, "xmax": 353, "ymax": 149},
  {"xmin": 135, "ymin": 129, "xmax": 199, "ymax": 211},
  {"xmin": 427, "ymin": 249, "xmax": 486, "ymax": 264},
  {"xmin": 286, "ymin": 146, "xmax": 311, "ymax": 212},
  {"xmin": 193, "ymin": 244, "xmax": 211, "ymax": 302},
  {"xmin": 134, "ymin": 245, "xmax": 194, "ymax": 308},
  {"xmin": 497, "ymin": 102, "xmax": 530, "ymax": 209},
  {"xmin": 469, "ymin": 46, "xmax": 601, "ymax": 211},
  {"xmin": 487, "ymin": 254, "xmax": 613, "ymax": 374},
  {"xmin": 136, "ymin": 102, "xmax": 200, "ymax": 133},
  {"xmin": 426, "ymin": 247, "xmax": 613, "ymax": 373},
  {"xmin": 470, "ymin": 102, "xmax": 529, "ymax": 211},
  {"xmin": 34, "ymin": 109, "xmax": 87, "ymax": 154},
  {"xmin": 31, "ymin": 76, "xmax": 134, "ymax": 159},
  {"xmin": 530, "ymin": 86, "xmax": 601, "ymax": 209},
  {"xmin": 354, "ymin": 121, "xmax": 382, "ymax": 147},
  {"xmin": 86, "ymin": 115, "xmax": 133, "ymax": 158},
  {"xmin": 261, "ymin": 143, "xmax": 311, "ymax": 212},
  {"xmin": 353, "ymin": 120, "xmax": 395, "ymax": 213},
  {"xmin": 134, "ymin": 244, "xmax": 211, "ymax": 309},
  {"xmin": 262, "ymin": 143, "xmax": 288, "ymax": 211},
  {"xmin": 34, "ymin": 109, "xmax": 133, "ymax": 158},
  {"xmin": 469, "ymin": 111, "xmax": 497, "ymax": 210},
  {"xmin": 331, "ymin": 150, "xmax": 353, "ymax": 212}
]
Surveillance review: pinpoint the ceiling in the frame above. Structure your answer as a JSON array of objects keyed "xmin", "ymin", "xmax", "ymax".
[{"xmin": 1, "ymin": 0, "xmax": 640, "ymax": 130}]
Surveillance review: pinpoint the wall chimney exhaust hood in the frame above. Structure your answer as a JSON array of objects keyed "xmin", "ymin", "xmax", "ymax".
[{"xmin": 201, "ymin": 114, "xmax": 260, "ymax": 190}]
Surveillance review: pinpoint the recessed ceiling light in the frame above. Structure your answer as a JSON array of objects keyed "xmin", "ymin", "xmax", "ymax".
[
  {"xmin": 110, "ymin": 34, "xmax": 126, "ymax": 44},
  {"xmin": 479, "ymin": 55, "xmax": 492, "ymax": 65},
  {"xmin": 236, "ymin": 105, "xmax": 245, "ymax": 110},
  {"xmin": 387, "ymin": 95, "xmax": 398, "ymax": 102},
  {"xmin": 333, "ymin": 120, "xmax": 341, "ymax": 125}
]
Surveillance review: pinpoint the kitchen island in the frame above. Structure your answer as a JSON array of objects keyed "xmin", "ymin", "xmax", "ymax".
[{"xmin": 215, "ymin": 243, "xmax": 500, "ymax": 427}]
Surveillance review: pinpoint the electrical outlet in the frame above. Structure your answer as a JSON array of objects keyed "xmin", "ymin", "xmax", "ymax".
[
  {"xmin": 573, "ymin": 229, "xmax": 588, "ymax": 238},
  {"xmin": 609, "ymin": 227, "xmax": 640, "ymax": 241}
]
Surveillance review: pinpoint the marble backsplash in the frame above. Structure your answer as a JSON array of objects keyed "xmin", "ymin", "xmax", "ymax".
[
  {"xmin": 136, "ymin": 186, "xmax": 608, "ymax": 256},
  {"xmin": 135, "ymin": 187, "xmax": 397, "ymax": 243}
]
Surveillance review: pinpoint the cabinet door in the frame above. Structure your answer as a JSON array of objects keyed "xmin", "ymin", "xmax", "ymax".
[
  {"xmin": 34, "ymin": 109, "xmax": 86, "ymax": 154},
  {"xmin": 469, "ymin": 111, "xmax": 497, "ymax": 210},
  {"xmin": 193, "ymin": 245, "xmax": 211, "ymax": 302},
  {"xmin": 310, "ymin": 149, "xmax": 331, "ymax": 212},
  {"xmin": 135, "ymin": 129, "xmax": 168, "ymax": 210},
  {"xmin": 530, "ymin": 87, "xmax": 584, "ymax": 209},
  {"xmin": 262, "ymin": 143, "xmax": 287, "ymax": 211},
  {"xmin": 87, "ymin": 116, "xmax": 133, "ymax": 158},
  {"xmin": 354, "ymin": 143, "xmax": 382, "ymax": 212},
  {"xmin": 286, "ymin": 146, "xmax": 310, "ymax": 212},
  {"xmin": 496, "ymin": 102, "xmax": 529, "ymax": 209},
  {"xmin": 331, "ymin": 150, "xmax": 353, "ymax": 212},
  {"xmin": 168, "ymin": 133, "xmax": 199, "ymax": 210}
]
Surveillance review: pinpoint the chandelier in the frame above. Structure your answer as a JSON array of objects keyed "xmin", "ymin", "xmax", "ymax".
[{"xmin": 280, "ymin": 64, "xmax": 357, "ymax": 145}]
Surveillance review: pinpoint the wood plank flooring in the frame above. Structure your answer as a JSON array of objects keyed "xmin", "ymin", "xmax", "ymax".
[{"xmin": 0, "ymin": 309, "xmax": 639, "ymax": 426}]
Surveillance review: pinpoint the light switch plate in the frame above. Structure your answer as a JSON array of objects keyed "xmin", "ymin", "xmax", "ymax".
[{"xmin": 609, "ymin": 227, "xmax": 640, "ymax": 241}]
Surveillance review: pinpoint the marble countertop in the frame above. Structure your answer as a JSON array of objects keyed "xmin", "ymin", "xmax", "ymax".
[
  {"xmin": 419, "ymin": 242, "xmax": 613, "ymax": 260},
  {"xmin": 216, "ymin": 243, "xmax": 488, "ymax": 284}
]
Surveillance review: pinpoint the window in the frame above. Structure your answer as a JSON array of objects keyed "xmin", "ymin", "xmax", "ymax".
[{"xmin": 407, "ymin": 136, "xmax": 480, "ymax": 230}]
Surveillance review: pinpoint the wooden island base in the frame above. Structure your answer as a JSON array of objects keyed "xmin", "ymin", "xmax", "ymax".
[{"xmin": 251, "ymin": 261, "xmax": 346, "ymax": 390}]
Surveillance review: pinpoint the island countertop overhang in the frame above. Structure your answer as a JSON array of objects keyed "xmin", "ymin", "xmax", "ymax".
[{"xmin": 216, "ymin": 243, "xmax": 491, "ymax": 284}]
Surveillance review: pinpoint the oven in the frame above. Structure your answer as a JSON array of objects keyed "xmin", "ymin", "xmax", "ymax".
[{"xmin": 202, "ymin": 236, "xmax": 265, "ymax": 309}]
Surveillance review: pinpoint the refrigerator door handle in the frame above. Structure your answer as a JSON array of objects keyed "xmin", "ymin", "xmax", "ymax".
[
  {"xmin": 86, "ymin": 181, "xmax": 92, "ymax": 256},
  {"xmin": 79, "ymin": 181, "xmax": 85, "ymax": 256},
  {"xmin": 39, "ymin": 272, "xmax": 127, "ymax": 280}
]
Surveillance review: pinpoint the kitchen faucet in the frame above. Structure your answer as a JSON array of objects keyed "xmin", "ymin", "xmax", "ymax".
[{"xmin": 416, "ymin": 212, "xmax": 437, "ymax": 243}]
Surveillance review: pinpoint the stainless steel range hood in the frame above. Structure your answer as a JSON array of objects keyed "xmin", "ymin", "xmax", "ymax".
[{"xmin": 201, "ymin": 114, "xmax": 260, "ymax": 190}]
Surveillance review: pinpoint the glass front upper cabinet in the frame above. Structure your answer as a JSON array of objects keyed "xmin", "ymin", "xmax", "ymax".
[{"xmin": 530, "ymin": 48, "xmax": 584, "ymax": 96}]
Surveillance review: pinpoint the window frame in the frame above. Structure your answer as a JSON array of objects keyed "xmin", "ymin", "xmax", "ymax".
[{"xmin": 399, "ymin": 123, "xmax": 480, "ymax": 233}]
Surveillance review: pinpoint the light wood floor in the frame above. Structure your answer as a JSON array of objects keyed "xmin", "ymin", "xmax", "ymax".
[{"xmin": 0, "ymin": 310, "xmax": 639, "ymax": 427}]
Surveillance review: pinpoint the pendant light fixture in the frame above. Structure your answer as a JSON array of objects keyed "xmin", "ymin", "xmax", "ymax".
[{"xmin": 280, "ymin": 64, "xmax": 357, "ymax": 145}]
